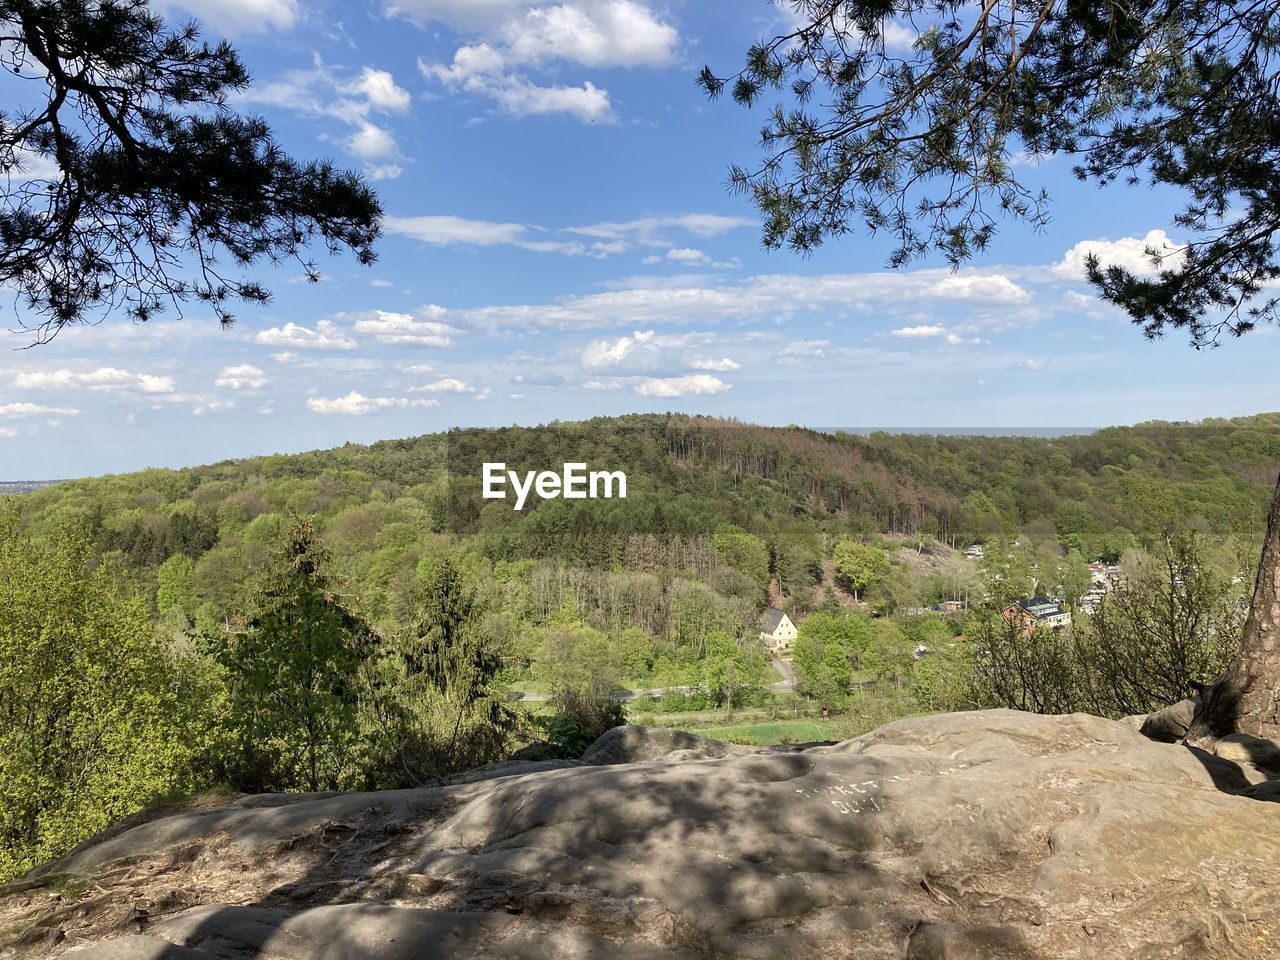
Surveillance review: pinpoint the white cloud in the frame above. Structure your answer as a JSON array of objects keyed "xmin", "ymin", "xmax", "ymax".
[
  {"xmin": 928, "ymin": 274, "xmax": 1030, "ymax": 303},
  {"xmin": 12, "ymin": 367, "xmax": 175, "ymax": 394},
  {"xmin": 347, "ymin": 122, "xmax": 398, "ymax": 160},
  {"xmin": 569, "ymin": 213, "xmax": 752, "ymax": 245},
  {"xmin": 583, "ymin": 379, "xmax": 623, "ymax": 390},
  {"xmin": 385, "ymin": 215, "xmax": 527, "ymax": 246},
  {"xmin": 345, "ymin": 67, "xmax": 412, "ymax": 112},
  {"xmin": 158, "ymin": 1, "xmax": 298, "ymax": 34},
  {"xmin": 690, "ymin": 357, "xmax": 740, "ymax": 372},
  {"xmin": 307, "ymin": 392, "xmax": 439, "ymax": 415},
  {"xmin": 347, "ymin": 308, "xmax": 461, "ymax": 347},
  {"xmin": 664, "ymin": 247, "xmax": 708, "ymax": 263},
  {"xmin": 459, "ymin": 267, "xmax": 1039, "ymax": 331},
  {"xmin": 241, "ymin": 56, "xmax": 410, "ymax": 174},
  {"xmin": 500, "ymin": 2, "xmax": 677, "ymax": 69},
  {"xmin": 254, "ymin": 320, "xmax": 357, "ymax": 351},
  {"xmin": 891, "ymin": 324, "xmax": 946, "ymax": 338},
  {"xmin": 386, "ymin": 215, "xmax": 598, "ymax": 256},
  {"xmin": 581, "ymin": 330, "xmax": 656, "ymax": 368},
  {"xmin": 634, "ymin": 374, "xmax": 732, "ymax": 398},
  {"xmin": 415, "ymin": 1, "xmax": 678, "ymax": 123},
  {"xmin": 5, "ymin": 147, "xmax": 61, "ymax": 181},
  {"xmin": 1055, "ymin": 229, "xmax": 1186, "ymax": 279},
  {"xmin": 0, "ymin": 401, "xmax": 79, "ymax": 419},
  {"xmin": 214, "ymin": 364, "xmax": 268, "ymax": 390},
  {"xmin": 0, "ymin": 426, "xmax": 17, "ymax": 438},
  {"xmin": 408, "ymin": 377, "xmax": 473, "ymax": 393},
  {"xmin": 489, "ymin": 78, "xmax": 614, "ymax": 123}
]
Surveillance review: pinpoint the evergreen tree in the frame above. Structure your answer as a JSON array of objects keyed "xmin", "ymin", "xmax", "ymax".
[
  {"xmin": 0, "ymin": 0, "xmax": 380, "ymax": 339},
  {"xmin": 216, "ymin": 519, "xmax": 374, "ymax": 792}
]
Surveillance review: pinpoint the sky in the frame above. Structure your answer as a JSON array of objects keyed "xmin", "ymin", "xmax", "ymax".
[{"xmin": 2, "ymin": 0, "xmax": 1278, "ymax": 479}]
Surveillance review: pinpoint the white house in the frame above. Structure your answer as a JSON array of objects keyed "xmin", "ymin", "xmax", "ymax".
[{"xmin": 759, "ymin": 608, "xmax": 797, "ymax": 652}]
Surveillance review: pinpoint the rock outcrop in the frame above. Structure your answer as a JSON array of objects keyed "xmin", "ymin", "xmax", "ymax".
[{"xmin": 3, "ymin": 710, "xmax": 1279, "ymax": 959}]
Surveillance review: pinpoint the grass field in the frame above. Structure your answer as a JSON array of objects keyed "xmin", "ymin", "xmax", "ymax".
[{"xmin": 689, "ymin": 718, "xmax": 840, "ymax": 745}]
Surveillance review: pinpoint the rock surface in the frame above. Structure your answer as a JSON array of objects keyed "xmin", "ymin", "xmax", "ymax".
[
  {"xmin": 3, "ymin": 710, "xmax": 1280, "ymax": 959},
  {"xmin": 1137, "ymin": 698, "xmax": 1197, "ymax": 743}
]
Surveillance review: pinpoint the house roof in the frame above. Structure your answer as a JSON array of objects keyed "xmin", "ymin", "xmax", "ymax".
[
  {"xmin": 1015, "ymin": 597, "xmax": 1066, "ymax": 618},
  {"xmin": 760, "ymin": 608, "xmax": 789, "ymax": 632}
]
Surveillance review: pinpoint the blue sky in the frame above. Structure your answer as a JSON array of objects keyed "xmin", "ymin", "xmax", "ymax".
[{"xmin": 2, "ymin": 0, "xmax": 1278, "ymax": 478}]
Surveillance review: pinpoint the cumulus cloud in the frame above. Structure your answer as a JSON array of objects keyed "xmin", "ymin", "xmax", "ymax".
[
  {"xmin": 578, "ymin": 329, "xmax": 730, "ymax": 376},
  {"xmin": 416, "ymin": 1, "xmax": 679, "ymax": 123},
  {"xmin": 581, "ymin": 330, "xmax": 656, "ymax": 368},
  {"xmin": 12, "ymin": 367, "xmax": 175, "ymax": 394},
  {"xmin": 0, "ymin": 426, "xmax": 17, "ymax": 438},
  {"xmin": 158, "ymin": 1, "xmax": 299, "ymax": 34},
  {"xmin": 891, "ymin": 324, "xmax": 946, "ymax": 338},
  {"xmin": 1055, "ymin": 229, "xmax": 1186, "ymax": 279},
  {"xmin": 409, "ymin": 377, "xmax": 474, "ymax": 394},
  {"xmin": 254, "ymin": 320, "xmax": 357, "ymax": 351},
  {"xmin": 241, "ymin": 56, "xmax": 411, "ymax": 175},
  {"xmin": 307, "ymin": 392, "xmax": 439, "ymax": 415},
  {"xmin": 347, "ymin": 308, "xmax": 461, "ymax": 346},
  {"xmin": 634, "ymin": 374, "xmax": 732, "ymax": 398},
  {"xmin": 690, "ymin": 357, "xmax": 740, "ymax": 372},
  {"xmin": 927, "ymin": 274, "xmax": 1030, "ymax": 303},
  {"xmin": 214, "ymin": 364, "xmax": 268, "ymax": 390}
]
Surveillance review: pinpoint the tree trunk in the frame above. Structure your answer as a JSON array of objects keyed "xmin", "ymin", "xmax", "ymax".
[{"xmin": 1187, "ymin": 472, "xmax": 1280, "ymax": 744}]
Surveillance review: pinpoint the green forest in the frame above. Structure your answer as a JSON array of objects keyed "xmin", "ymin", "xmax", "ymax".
[{"xmin": 2, "ymin": 411, "xmax": 1278, "ymax": 881}]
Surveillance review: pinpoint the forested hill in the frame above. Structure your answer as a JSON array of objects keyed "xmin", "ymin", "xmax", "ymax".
[{"xmin": 5, "ymin": 411, "xmax": 1279, "ymax": 635}]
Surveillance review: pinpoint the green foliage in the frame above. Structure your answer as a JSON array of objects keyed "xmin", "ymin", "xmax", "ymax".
[
  {"xmin": 212, "ymin": 520, "xmax": 375, "ymax": 792},
  {"xmin": 704, "ymin": 2, "xmax": 1280, "ymax": 345},
  {"xmin": 367, "ymin": 558, "xmax": 523, "ymax": 785},
  {"xmin": 711, "ymin": 524, "xmax": 769, "ymax": 593},
  {"xmin": 1074, "ymin": 531, "xmax": 1248, "ymax": 717},
  {"xmin": 833, "ymin": 541, "xmax": 891, "ymax": 599},
  {"xmin": 0, "ymin": 520, "xmax": 210, "ymax": 881},
  {"xmin": 1, "ymin": 0, "xmax": 381, "ymax": 334}
]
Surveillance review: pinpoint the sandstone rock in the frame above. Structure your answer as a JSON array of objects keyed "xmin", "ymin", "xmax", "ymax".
[
  {"xmin": 578, "ymin": 725, "xmax": 738, "ymax": 765},
  {"xmin": 1242, "ymin": 780, "xmax": 1280, "ymax": 803},
  {"xmin": 1137, "ymin": 698, "xmax": 1196, "ymax": 743},
  {"xmin": 6, "ymin": 710, "xmax": 1280, "ymax": 960},
  {"xmin": 1117, "ymin": 714, "xmax": 1146, "ymax": 732},
  {"xmin": 507, "ymin": 740, "xmax": 551, "ymax": 762},
  {"xmin": 1214, "ymin": 732, "xmax": 1280, "ymax": 775}
]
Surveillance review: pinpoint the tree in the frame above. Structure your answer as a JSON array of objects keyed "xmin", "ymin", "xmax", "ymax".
[
  {"xmin": 0, "ymin": 510, "xmax": 209, "ymax": 880},
  {"xmin": 1077, "ymin": 532, "xmax": 1246, "ymax": 718},
  {"xmin": 0, "ymin": 0, "xmax": 380, "ymax": 339},
  {"xmin": 1058, "ymin": 550, "xmax": 1093, "ymax": 609},
  {"xmin": 382, "ymin": 557, "xmax": 521, "ymax": 782},
  {"xmin": 833, "ymin": 540, "xmax": 890, "ymax": 599},
  {"xmin": 216, "ymin": 519, "xmax": 375, "ymax": 792},
  {"xmin": 702, "ymin": 1, "xmax": 1280, "ymax": 347},
  {"xmin": 706, "ymin": 3, "xmax": 1280, "ymax": 737}
]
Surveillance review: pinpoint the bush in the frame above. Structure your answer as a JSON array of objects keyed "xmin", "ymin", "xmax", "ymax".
[{"xmin": 537, "ymin": 691, "xmax": 626, "ymax": 758}]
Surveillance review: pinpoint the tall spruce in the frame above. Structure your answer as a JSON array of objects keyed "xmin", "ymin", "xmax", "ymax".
[{"xmin": 217, "ymin": 519, "xmax": 375, "ymax": 792}]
